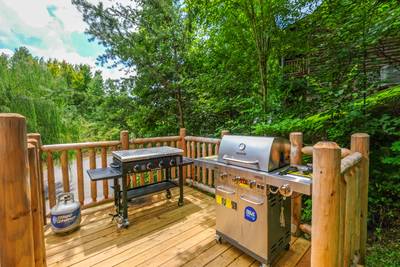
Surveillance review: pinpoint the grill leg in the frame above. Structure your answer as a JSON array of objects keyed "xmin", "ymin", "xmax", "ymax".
[
  {"xmin": 178, "ymin": 164, "xmax": 184, "ymax": 206},
  {"xmin": 120, "ymin": 172, "xmax": 129, "ymax": 228}
]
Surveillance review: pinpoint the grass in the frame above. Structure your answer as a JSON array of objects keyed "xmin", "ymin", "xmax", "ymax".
[{"xmin": 366, "ymin": 225, "xmax": 400, "ymax": 267}]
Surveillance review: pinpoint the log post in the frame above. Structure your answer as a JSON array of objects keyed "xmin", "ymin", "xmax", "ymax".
[
  {"xmin": 290, "ymin": 132, "xmax": 303, "ymax": 236},
  {"xmin": 28, "ymin": 144, "xmax": 46, "ymax": 267},
  {"xmin": 311, "ymin": 141, "xmax": 341, "ymax": 267},
  {"xmin": 0, "ymin": 114, "xmax": 35, "ymax": 266},
  {"xmin": 351, "ymin": 133, "xmax": 370, "ymax": 264},
  {"xmin": 179, "ymin": 128, "xmax": 187, "ymax": 180},
  {"xmin": 27, "ymin": 133, "xmax": 46, "ymax": 225},
  {"xmin": 221, "ymin": 130, "xmax": 229, "ymax": 137},
  {"xmin": 120, "ymin": 130, "xmax": 129, "ymax": 150}
]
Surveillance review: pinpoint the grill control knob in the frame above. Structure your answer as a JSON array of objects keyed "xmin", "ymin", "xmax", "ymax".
[
  {"xmin": 232, "ymin": 176, "xmax": 240, "ymax": 183},
  {"xmin": 146, "ymin": 162, "xmax": 153, "ymax": 170},
  {"xmin": 249, "ymin": 180, "xmax": 257, "ymax": 188},
  {"xmin": 169, "ymin": 159, "xmax": 176, "ymax": 166},
  {"xmin": 133, "ymin": 165, "xmax": 140, "ymax": 172},
  {"xmin": 158, "ymin": 160, "xmax": 165, "ymax": 168},
  {"xmin": 279, "ymin": 184, "xmax": 293, "ymax": 197}
]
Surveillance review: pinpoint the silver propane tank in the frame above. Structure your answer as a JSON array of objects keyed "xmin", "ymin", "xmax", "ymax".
[{"xmin": 50, "ymin": 193, "xmax": 81, "ymax": 234}]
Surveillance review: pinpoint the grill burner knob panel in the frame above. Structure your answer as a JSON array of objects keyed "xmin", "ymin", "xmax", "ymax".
[{"xmin": 134, "ymin": 165, "xmax": 140, "ymax": 172}]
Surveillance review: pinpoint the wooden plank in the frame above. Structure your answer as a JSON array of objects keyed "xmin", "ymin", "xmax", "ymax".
[
  {"xmin": 227, "ymin": 252, "xmax": 256, "ymax": 267},
  {"xmin": 46, "ymin": 151, "xmax": 56, "ymax": 208},
  {"xmin": 162, "ymin": 237, "xmax": 218, "ymax": 267},
  {"xmin": 183, "ymin": 243, "xmax": 232, "ymax": 267},
  {"xmin": 296, "ymin": 247, "xmax": 311, "ymax": 267},
  {"xmin": 273, "ymin": 237, "xmax": 311, "ymax": 267},
  {"xmin": 204, "ymin": 246, "xmax": 243, "ymax": 267},
  {"xmin": 76, "ymin": 149, "xmax": 84, "ymax": 205},
  {"xmin": 89, "ymin": 148, "xmax": 97, "ymax": 202},
  {"xmin": 101, "ymin": 147, "xmax": 108, "ymax": 199},
  {"xmin": 131, "ymin": 225, "xmax": 216, "ymax": 267},
  {"xmin": 60, "ymin": 150, "xmax": 70, "ymax": 192}
]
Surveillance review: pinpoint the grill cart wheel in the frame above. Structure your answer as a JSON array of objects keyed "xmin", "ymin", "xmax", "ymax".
[
  {"xmin": 215, "ymin": 234, "xmax": 222, "ymax": 244},
  {"xmin": 178, "ymin": 199, "xmax": 184, "ymax": 207},
  {"xmin": 260, "ymin": 264, "xmax": 271, "ymax": 267},
  {"xmin": 285, "ymin": 243, "xmax": 290, "ymax": 251},
  {"xmin": 166, "ymin": 189, "xmax": 172, "ymax": 199}
]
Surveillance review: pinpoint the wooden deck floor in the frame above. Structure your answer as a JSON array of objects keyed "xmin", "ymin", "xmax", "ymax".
[{"xmin": 45, "ymin": 186, "xmax": 310, "ymax": 267}]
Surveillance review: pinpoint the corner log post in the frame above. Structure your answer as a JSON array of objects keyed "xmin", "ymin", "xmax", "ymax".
[
  {"xmin": 351, "ymin": 133, "xmax": 370, "ymax": 264},
  {"xmin": 120, "ymin": 130, "xmax": 130, "ymax": 186},
  {"xmin": 0, "ymin": 114, "xmax": 35, "ymax": 266},
  {"xmin": 311, "ymin": 141, "xmax": 341, "ymax": 267},
  {"xmin": 289, "ymin": 132, "xmax": 303, "ymax": 236}
]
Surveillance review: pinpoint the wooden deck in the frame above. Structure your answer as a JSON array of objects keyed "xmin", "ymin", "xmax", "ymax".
[{"xmin": 45, "ymin": 186, "xmax": 310, "ymax": 267}]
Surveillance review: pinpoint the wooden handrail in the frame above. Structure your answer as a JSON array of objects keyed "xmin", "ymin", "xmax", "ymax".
[
  {"xmin": 42, "ymin": 140, "xmax": 120, "ymax": 151},
  {"xmin": 185, "ymin": 136, "xmax": 220, "ymax": 144},
  {"xmin": 302, "ymin": 145, "xmax": 351, "ymax": 158},
  {"xmin": 340, "ymin": 152, "xmax": 362, "ymax": 174},
  {"xmin": 132, "ymin": 136, "xmax": 180, "ymax": 144}
]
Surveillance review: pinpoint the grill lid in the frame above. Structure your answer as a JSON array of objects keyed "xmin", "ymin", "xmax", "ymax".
[{"xmin": 218, "ymin": 135, "xmax": 290, "ymax": 172}]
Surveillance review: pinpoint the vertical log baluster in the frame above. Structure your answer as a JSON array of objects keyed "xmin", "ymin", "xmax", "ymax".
[
  {"xmin": 76, "ymin": 149, "xmax": 84, "ymax": 205},
  {"xmin": 89, "ymin": 148, "xmax": 97, "ymax": 203},
  {"xmin": 101, "ymin": 147, "xmax": 109, "ymax": 199},
  {"xmin": 27, "ymin": 133, "xmax": 46, "ymax": 225},
  {"xmin": 202, "ymin": 142, "xmax": 206, "ymax": 184},
  {"xmin": 147, "ymin": 143, "xmax": 154, "ymax": 182},
  {"xmin": 60, "ymin": 150, "xmax": 70, "ymax": 192},
  {"xmin": 186, "ymin": 141, "xmax": 191, "ymax": 178},
  {"xmin": 28, "ymin": 144, "xmax": 46, "ymax": 267},
  {"xmin": 156, "ymin": 142, "xmax": 162, "ymax": 181},
  {"xmin": 47, "ymin": 151, "xmax": 56, "ymax": 208},
  {"xmin": 290, "ymin": 132, "xmax": 303, "ymax": 236},
  {"xmin": 351, "ymin": 133, "xmax": 370, "ymax": 264},
  {"xmin": 208, "ymin": 143, "xmax": 212, "ymax": 186},
  {"xmin": 180, "ymin": 128, "xmax": 187, "ymax": 180},
  {"xmin": 196, "ymin": 142, "xmax": 200, "ymax": 181},
  {"xmin": 138, "ymin": 144, "xmax": 145, "ymax": 184}
]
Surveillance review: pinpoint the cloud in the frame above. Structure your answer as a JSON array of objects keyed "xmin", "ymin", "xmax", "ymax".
[{"xmin": 0, "ymin": 0, "xmax": 130, "ymax": 80}]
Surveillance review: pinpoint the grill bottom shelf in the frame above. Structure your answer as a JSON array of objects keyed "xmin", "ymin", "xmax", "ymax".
[{"xmin": 120, "ymin": 180, "xmax": 179, "ymax": 200}]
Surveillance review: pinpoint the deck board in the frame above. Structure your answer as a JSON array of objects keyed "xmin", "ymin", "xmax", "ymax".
[{"xmin": 45, "ymin": 186, "xmax": 310, "ymax": 267}]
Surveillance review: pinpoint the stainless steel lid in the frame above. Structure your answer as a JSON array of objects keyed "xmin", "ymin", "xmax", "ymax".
[
  {"xmin": 113, "ymin": 146, "xmax": 183, "ymax": 162},
  {"xmin": 218, "ymin": 135, "xmax": 290, "ymax": 172}
]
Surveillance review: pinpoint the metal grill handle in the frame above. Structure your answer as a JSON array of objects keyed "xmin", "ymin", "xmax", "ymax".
[
  {"xmin": 222, "ymin": 155, "xmax": 259, "ymax": 165},
  {"xmin": 240, "ymin": 195, "xmax": 264, "ymax": 205},
  {"xmin": 216, "ymin": 186, "xmax": 235, "ymax": 195}
]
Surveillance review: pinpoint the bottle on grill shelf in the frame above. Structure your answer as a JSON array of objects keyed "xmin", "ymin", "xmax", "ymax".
[{"xmin": 50, "ymin": 193, "xmax": 81, "ymax": 234}]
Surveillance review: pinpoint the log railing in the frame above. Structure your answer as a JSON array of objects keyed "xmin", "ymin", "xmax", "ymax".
[{"xmin": 311, "ymin": 134, "xmax": 369, "ymax": 267}]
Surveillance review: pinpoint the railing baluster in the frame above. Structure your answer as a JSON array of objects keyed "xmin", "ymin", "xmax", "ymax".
[
  {"xmin": 147, "ymin": 143, "xmax": 154, "ymax": 182},
  {"xmin": 191, "ymin": 141, "xmax": 195, "ymax": 180},
  {"xmin": 186, "ymin": 141, "xmax": 191, "ymax": 178},
  {"xmin": 202, "ymin": 142, "xmax": 206, "ymax": 184},
  {"xmin": 101, "ymin": 147, "xmax": 109, "ymax": 199},
  {"xmin": 61, "ymin": 150, "xmax": 70, "ymax": 192},
  {"xmin": 46, "ymin": 151, "xmax": 56, "ymax": 208},
  {"xmin": 208, "ymin": 143, "xmax": 212, "ymax": 186},
  {"xmin": 89, "ymin": 148, "xmax": 97, "ymax": 202},
  {"xmin": 76, "ymin": 149, "xmax": 84, "ymax": 205}
]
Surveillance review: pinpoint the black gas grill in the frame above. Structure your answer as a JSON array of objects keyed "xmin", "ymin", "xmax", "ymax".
[{"xmin": 88, "ymin": 146, "xmax": 193, "ymax": 228}]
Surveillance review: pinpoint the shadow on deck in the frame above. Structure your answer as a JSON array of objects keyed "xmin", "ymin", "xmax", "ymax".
[{"xmin": 44, "ymin": 187, "xmax": 310, "ymax": 267}]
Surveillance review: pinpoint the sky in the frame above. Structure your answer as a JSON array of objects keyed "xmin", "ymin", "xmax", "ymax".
[{"xmin": 0, "ymin": 0, "xmax": 131, "ymax": 80}]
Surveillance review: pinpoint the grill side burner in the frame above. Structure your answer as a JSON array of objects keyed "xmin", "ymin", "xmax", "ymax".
[
  {"xmin": 88, "ymin": 146, "xmax": 192, "ymax": 228},
  {"xmin": 194, "ymin": 135, "xmax": 312, "ymax": 266}
]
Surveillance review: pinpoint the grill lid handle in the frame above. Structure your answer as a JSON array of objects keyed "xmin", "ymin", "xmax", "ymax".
[
  {"xmin": 216, "ymin": 185, "xmax": 236, "ymax": 195},
  {"xmin": 222, "ymin": 155, "xmax": 259, "ymax": 166},
  {"xmin": 240, "ymin": 195, "xmax": 264, "ymax": 205}
]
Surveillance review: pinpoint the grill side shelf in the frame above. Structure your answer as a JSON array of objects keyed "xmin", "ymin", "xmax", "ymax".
[{"xmin": 87, "ymin": 167, "xmax": 122, "ymax": 181}]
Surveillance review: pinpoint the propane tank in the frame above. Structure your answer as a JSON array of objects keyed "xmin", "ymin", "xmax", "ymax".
[{"xmin": 50, "ymin": 193, "xmax": 81, "ymax": 234}]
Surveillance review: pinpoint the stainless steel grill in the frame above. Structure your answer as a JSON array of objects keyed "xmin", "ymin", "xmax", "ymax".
[{"xmin": 194, "ymin": 135, "xmax": 312, "ymax": 266}]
